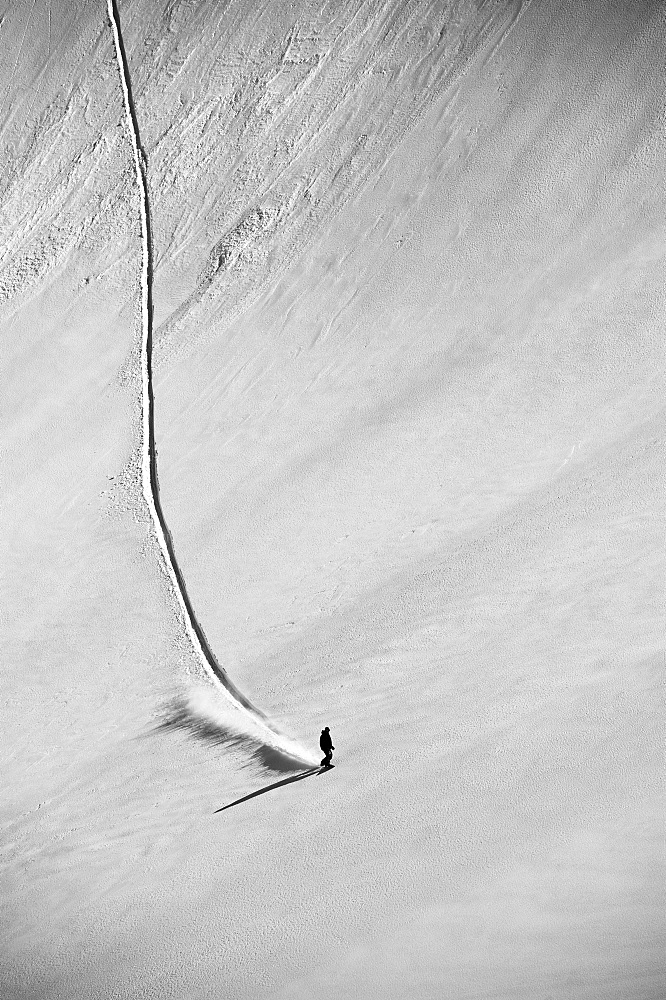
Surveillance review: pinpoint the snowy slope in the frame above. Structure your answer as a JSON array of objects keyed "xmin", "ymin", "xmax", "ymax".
[{"xmin": 1, "ymin": 1, "xmax": 664, "ymax": 998}]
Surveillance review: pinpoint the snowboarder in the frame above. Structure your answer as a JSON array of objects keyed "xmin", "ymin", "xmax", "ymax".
[{"xmin": 319, "ymin": 726, "xmax": 334, "ymax": 767}]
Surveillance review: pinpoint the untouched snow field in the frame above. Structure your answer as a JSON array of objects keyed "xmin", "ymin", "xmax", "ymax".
[{"xmin": 1, "ymin": 1, "xmax": 664, "ymax": 997}]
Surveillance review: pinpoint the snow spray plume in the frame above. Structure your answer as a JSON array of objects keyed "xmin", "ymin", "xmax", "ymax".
[{"xmin": 159, "ymin": 689, "xmax": 313, "ymax": 774}]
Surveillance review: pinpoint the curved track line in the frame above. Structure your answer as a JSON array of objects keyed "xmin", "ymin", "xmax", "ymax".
[{"xmin": 106, "ymin": 0, "xmax": 312, "ymax": 765}]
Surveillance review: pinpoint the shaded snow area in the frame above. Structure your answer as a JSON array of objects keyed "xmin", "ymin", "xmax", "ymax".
[{"xmin": 1, "ymin": 1, "xmax": 664, "ymax": 997}]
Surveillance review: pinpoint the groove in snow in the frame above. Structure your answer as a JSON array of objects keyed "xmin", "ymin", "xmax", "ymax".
[{"xmin": 106, "ymin": 0, "xmax": 314, "ymax": 766}]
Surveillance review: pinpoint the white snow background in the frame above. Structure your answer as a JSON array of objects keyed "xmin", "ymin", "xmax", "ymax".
[{"xmin": 1, "ymin": 1, "xmax": 664, "ymax": 998}]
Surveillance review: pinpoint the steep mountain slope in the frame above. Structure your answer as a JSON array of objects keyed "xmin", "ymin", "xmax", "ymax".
[{"xmin": 1, "ymin": 1, "xmax": 664, "ymax": 998}]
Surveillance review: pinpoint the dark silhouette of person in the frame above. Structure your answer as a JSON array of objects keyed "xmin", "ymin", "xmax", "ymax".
[{"xmin": 319, "ymin": 726, "xmax": 334, "ymax": 767}]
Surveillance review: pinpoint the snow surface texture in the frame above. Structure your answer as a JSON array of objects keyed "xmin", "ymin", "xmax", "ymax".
[{"xmin": 1, "ymin": 1, "xmax": 664, "ymax": 998}]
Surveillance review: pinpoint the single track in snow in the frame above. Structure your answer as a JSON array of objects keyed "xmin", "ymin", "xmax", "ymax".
[{"xmin": 106, "ymin": 0, "xmax": 313, "ymax": 766}]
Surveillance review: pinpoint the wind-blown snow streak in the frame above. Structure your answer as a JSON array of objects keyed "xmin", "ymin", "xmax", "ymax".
[{"xmin": 106, "ymin": 0, "xmax": 314, "ymax": 766}]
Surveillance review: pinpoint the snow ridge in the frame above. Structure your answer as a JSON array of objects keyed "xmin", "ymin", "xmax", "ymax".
[{"xmin": 106, "ymin": 0, "xmax": 313, "ymax": 766}]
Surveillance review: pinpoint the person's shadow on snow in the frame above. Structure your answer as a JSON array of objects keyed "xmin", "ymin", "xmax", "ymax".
[{"xmin": 215, "ymin": 764, "xmax": 333, "ymax": 812}]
